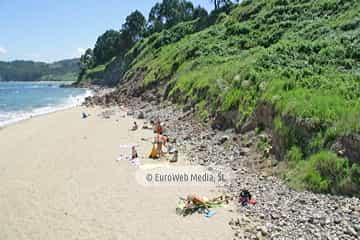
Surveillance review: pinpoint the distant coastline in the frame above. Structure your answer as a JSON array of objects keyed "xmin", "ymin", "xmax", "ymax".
[{"xmin": 0, "ymin": 58, "xmax": 80, "ymax": 82}]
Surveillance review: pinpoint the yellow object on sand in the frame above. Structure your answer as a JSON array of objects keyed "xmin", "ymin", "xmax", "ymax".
[{"xmin": 149, "ymin": 144, "xmax": 159, "ymax": 159}]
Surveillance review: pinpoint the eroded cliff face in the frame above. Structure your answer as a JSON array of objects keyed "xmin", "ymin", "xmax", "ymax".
[{"xmin": 239, "ymin": 101, "xmax": 360, "ymax": 164}]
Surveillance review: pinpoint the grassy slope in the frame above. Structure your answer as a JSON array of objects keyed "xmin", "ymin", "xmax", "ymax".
[
  {"xmin": 125, "ymin": 0, "xmax": 360, "ymax": 138},
  {"xmin": 127, "ymin": 0, "xmax": 360, "ymax": 128}
]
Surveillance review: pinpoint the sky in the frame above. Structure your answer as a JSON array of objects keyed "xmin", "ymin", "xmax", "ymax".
[{"xmin": 0, "ymin": 0, "xmax": 213, "ymax": 63}]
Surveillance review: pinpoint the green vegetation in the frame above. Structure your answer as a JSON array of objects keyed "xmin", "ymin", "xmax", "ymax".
[
  {"xmin": 80, "ymin": 0, "xmax": 360, "ymax": 196},
  {"xmin": 77, "ymin": 0, "xmax": 215, "ymax": 84},
  {"xmin": 285, "ymin": 146, "xmax": 303, "ymax": 164},
  {"xmin": 284, "ymin": 151, "xmax": 359, "ymax": 196},
  {"xmin": 128, "ymin": 0, "xmax": 360, "ymax": 130},
  {"xmin": 0, "ymin": 59, "xmax": 79, "ymax": 82},
  {"xmin": 148, "ymin": 0, "xmax": 206, "ymax": 33},
  {"xmin": 78, "ymin": 10, "xmax": 147, "ymax": 81}
]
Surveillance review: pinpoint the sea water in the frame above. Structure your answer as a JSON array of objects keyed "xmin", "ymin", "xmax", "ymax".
[{"xmin": 0, "ymin": 81, "xmax": 92, "ymax": 127}]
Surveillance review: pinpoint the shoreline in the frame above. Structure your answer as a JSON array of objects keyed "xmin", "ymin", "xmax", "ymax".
[
  {"xmin": 0, "ymin": 105, "xmax": 82, "ymax": 130},
  {"xmin": 0, "ymin": 87, "xmax": 93, "ymax": 128},
  {"xmin": 0, "ymin": 105, "xmax": 79, "ymax": 129}
]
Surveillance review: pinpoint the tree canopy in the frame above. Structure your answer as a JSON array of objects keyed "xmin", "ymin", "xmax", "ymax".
[
  {"xmin": 148, "ymin": 0, "xmax": 196, "ymax": 33},
  {"xmin": 192, "ymin": 5, "xmax": 208, "ymax": 19},
  {"xmin": 82, "ymin": 0, "xmax": 212, "ymax": 69},
  {"xmin": 93, "ymin": 30, "xmax": 121, "ymax": 65},
  {"xmin": 91, "ymin": 11, "xmax": 147, "ymax": 66},
  {"xmin": 122, "ymin": 10, "xmax": 147, "ymax": 44},
  {"xmin": 79, "ymin": 48, "xmax": 94, "ymax": 70}
]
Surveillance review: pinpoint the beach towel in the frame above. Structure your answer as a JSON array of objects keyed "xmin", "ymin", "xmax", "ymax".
[
  {"xmin": 116, "ymin": 154, "xmax": 140, "ymax": 167},
  {"xmin": 129, "ymin": 158, "xmax": 140, "ymax": 167}
]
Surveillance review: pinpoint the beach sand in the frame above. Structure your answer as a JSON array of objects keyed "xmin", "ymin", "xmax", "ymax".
[{"xmin": 0, "ymin": 106, "xmax": 235, "ymax": 240}]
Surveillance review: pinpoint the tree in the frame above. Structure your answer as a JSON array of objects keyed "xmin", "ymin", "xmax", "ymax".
[
  {"xmin": 79, "ymin": 48, "xmax": 94, "ymax": 71},
  {"xmin": 93, "ymin": 30, "xmax": 121, "ymax": 65},
  {"xmin": 148, "ymin": 3, "xmax": 163, "ymax": 33},
  {"xmin": 122, "ymin": 10, "xmax": 146, "ymax": 43},
  {"xmin": 148, "ymin": 0, "xmax": 195, "ymax": 33},
  {"xmin": 78, "ymin": 48, "xmax": 94, "ymax": 80},
  {"xmin": 210, "ymin": 0, "xmax": 233, "ymax": 10},
  {"xmin": 192, "ymin": 5, "xmax": 208, "ymax": 19}
]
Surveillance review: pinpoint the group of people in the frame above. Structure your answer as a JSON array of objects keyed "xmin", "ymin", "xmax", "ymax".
[
  {"xmin": 149, "ymin": 119, "xmax": 177, "ymax": 162},
  {"xmin": 130, "ymin": 119, "xmax": 178, "ymax": 162}
]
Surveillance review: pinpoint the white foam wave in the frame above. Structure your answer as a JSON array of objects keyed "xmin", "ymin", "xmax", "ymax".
[{"xmin": 0, "ymin": 89, "xmax": 93, "ymax": 127}]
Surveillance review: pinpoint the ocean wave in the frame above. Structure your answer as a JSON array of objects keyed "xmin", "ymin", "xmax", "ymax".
[{"xmin": 0, "ymin": 89, "xmax": 93, "ymax": 127}]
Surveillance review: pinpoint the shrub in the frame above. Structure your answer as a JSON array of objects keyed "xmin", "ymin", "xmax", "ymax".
[
  {"xmin": 337, "ymin": 177, "xmax": 354, "ymax": 196},
  {"xmin": 286, "ymin": 146, "xmax": 303, "ymax": 162},
  {"xmin": 350, "ymin": 163, "xmax": 360, "ymax": 186},
  {"xmin": 313, "ymin": 151, "xmax": 348, "ymax": 184},
  {"xmin": 304, "ymin": 170, "xmax": 330, "ymax": 193},
  {"xmin": 226, "ymin": 22, "xmax": 251, "ymax": 35}
]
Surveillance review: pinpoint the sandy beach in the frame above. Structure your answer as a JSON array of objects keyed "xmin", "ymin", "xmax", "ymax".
[{"xmin": 0, "ymin": 106, "xmax": 234, "ymax": 240}]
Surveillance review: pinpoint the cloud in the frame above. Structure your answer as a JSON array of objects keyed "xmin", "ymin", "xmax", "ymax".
[{"xmin": 0, "ymin": 46, "xmax": 7, "ymax": 55}]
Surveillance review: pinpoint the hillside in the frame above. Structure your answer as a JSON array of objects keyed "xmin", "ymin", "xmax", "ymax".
[
  {"xmin": 80, "ymin": 0, "xmax": 360, "ymax": 196},
  {"xmin": 0, "ymin": 59, "xmax": 80, "ymax": 82}
]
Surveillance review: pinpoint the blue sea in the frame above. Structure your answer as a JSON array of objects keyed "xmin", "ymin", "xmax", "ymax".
[{"xmin": 0, "ymin": 81, "xmax": 92, "ymax": 127}]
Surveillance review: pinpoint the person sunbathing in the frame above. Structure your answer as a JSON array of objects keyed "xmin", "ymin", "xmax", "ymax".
[
  {"xmin": 156, "ymin": 134, "xmax": 169, "ymax": 156},
  {"xmin": 149, "ymin": 142, "xmax": 159, "ymax": 159},
  {"xmin": 82, "ymin": 112, "xmax": 89, "ymax": 119},
  {"xmin": 131, "ymin": 146, "xmax": 138, "ymax": 159},
  {"xmin": 131, "ymin": 121, "xmax": 138, "ymax": 131},
  {"xmin": 159, "ymin": 134, "xmax": 169, "ymax": 146},
  {"xmin": 155, "ymin": 135, "xmax": 163, "ymax": 157},
  {"xmin": 154, "ymin": 119, "xmax": 163, "ymax": 134}
]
